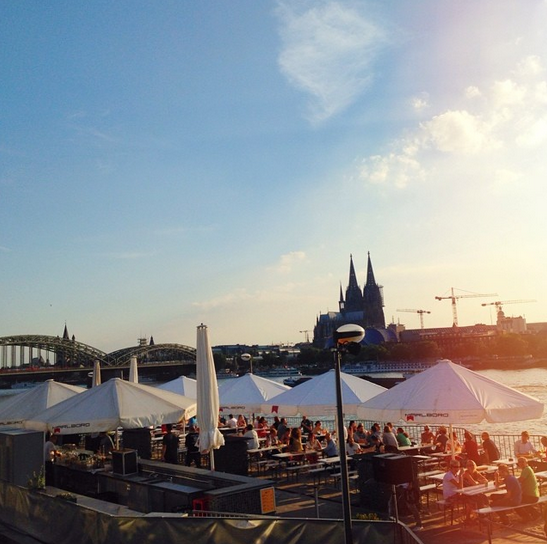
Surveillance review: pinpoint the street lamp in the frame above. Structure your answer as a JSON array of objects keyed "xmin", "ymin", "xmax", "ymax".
[
  {"xmin": 240, "ymin": 353, "xmax": 252, "ymax": 374},
  {"xmin": 332, "ymin": 324, "xmax": 365, "ymax": 544}
]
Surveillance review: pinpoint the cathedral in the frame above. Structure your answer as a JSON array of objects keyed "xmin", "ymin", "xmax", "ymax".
[{"xmin": 312, "ymin": 253, "xmax": 388, "ymax": 348}]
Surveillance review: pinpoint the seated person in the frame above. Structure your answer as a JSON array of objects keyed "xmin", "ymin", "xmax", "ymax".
[
  {"xmin": 243, "ymin": 423, "xmax": 259, "ymax": 450},
  {"xmin": 434, "ymin": 426, "xmax": 449, "ymax": 453},
  {"xmin": 305, "ymin": 432, "xmax": 323, "ymax": 463},
  {"xmin": 288, "ymin": 427, "xmax": 304, "ymax": 453},
  {"xmin": 382, "ymin": 425, "xmax": 399, "ymax": 453},
  {"xmin": 462, "ymin": 460, "xmax": 489, "ymax": 512},
  {"xmin": 346, "ymin": 434, "xmax": 362, "ymax": 456},
  {"xmin": 446, "ymin": 432, "xmax": 462, "ymax": 454},
  {"xmin": 518, "ymin": 456, "xmax": 540, "ymax": 520},
  {"xmin": 396, "ymin": 427, "xmax": 412, "ymax": 447},
  {"xmin": 461, "ymin": 431, "xmax": 481, "ymax": 464},
  {"xmin": 323, "ymin": 432, "xmax": 338, "ymax": 458},
  {"xmin": 353, "ymin": 423, "xmax": 369, "ymax": 444},
  {"xmin": 313, "ymin": 421, "xmax": 326, "ymax": 436},
  {"xmin": 481, "ymin": 431, "xmax": 500, "ymax": 463},
  {"xmin": 443, "ymin": 459, "xmax": 463, "ymax": 503},
  {"xmin": 514, "ymin": 431, "xmax": 537, "ymax": 457},
  {"xmin": 491, "ymin": 464, "xmax": 524, "ymax": 524},
  {"xmin": 421, "ymin": 425, "xmax": 435, "ymax": 445}
]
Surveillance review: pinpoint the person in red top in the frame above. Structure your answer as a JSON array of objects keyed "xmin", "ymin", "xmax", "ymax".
[{"xmin": 461, "ymin": 431, "xmax": 480, "ymax": 464}]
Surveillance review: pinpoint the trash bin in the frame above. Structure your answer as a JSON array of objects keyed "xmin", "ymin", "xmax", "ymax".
[{"xmin": 213, "ymin": 435, "xmax": 250, "ymax": 476}]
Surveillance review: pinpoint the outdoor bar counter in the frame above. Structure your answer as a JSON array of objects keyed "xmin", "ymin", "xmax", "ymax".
[{"xmin": 53, "ymin": 453, "xmax": 276, "ymax": 515}]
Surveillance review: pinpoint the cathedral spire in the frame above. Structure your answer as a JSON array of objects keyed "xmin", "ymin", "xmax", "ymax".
[
  {"xmin": 365, "ymin": 251, "xmax": 376, "ymax": 286},
  {"xmin": 63, "ymin": 323, "xmax": 69, "ymax": 340},
  {"xmin": 344, "ymin": 254, "xmax": 363, "ymax": 313}
]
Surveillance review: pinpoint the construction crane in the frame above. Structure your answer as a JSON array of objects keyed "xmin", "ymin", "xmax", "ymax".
[
  {"xmin": 396, "ymin": 309, "xmax": 431, "ymax": 329},
  {"xmin": 299, "ymin": 330, "xmax": 311, "ymax": 343},
  {"xmin": 435, "ymin": 287, "xmax": 497, "ymax": 327},
  {"xmin": 481, "ymin": 299, "xmax": 536, "ymax": 322}
]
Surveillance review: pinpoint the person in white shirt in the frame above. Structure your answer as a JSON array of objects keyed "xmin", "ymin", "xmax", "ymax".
[
  {"xmin": 443, "ymin": 459, "xmax": 463, "ymax": 501},
  {"xmin": 243, "ymin": 424, "xmax": 259, "ymax": 450},
  {"xmin": 346, "ymin": 435, "xmax": 362, "ymax": 457},
  {"xmin": 514, "ymin": 431, "xmax": 537, "ymax": 457},
  {"xmin": 227, "ymin": 414, "xmax": 238, "ymax": 429}
]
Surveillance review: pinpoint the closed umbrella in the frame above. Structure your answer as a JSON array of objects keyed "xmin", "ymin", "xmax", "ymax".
[
  {"xmin": 92, "ymin": 360, "xmax": 101, "ymax": 387},
  {"xmin": 129, "ymin": 356, "xmax": 139, "ymax": 383},
  {"xmin": 196, "ymin": 324, "xmax": 224, "ymax": 470}
]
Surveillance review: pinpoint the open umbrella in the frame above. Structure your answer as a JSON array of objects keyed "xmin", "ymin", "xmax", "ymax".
[
  {"xmin": 157, "ymin": 375, "xmax": 197, "ymax": 398},
  {"xmin": 196, "ymin": 324, "xmax": 224, "ymax": 470},
  {"xmin": 219, "ymin": 373, "xmax": 290, "ymax": 414},
  {"xmin": 129, "ymin": 356, "xmax": 139, "ymax": 383},
  {"xmin": 0, "ymin": 379, "xmax": 84, "ymax": 429},
  {"xmin": 24, "ymin": 378, "xmax": 196, "ymax": 434},
  {"xmin": 356, "ymin": 360, "xmax": 544, "ymax": 424},
  {"xmin": 262, "ymin": 369, "xmax": 386, "ymax": 417}
]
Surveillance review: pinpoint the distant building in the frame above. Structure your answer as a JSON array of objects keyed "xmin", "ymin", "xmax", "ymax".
[{"xmin": 313, "ymin": 253, "xmax": 389, "ymax": 348}]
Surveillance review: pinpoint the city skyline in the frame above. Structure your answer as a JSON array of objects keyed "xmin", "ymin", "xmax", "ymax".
[{"xmin": 1, "ymin": 2, "xmax": 546, "ymax": 353}]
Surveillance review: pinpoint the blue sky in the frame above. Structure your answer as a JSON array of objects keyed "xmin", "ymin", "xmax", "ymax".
[{"xmin": 1, "ymin": 1, "xmax": 546, "ymax": 352}]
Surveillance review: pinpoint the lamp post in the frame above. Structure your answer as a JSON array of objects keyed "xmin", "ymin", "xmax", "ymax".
[
  {"xmin": 241, "ymin": 353, "xmax": 252, "ymax": 374},
  {"xmin": 333, "ymin": 324, "xmax": 365, "ymax": 544}
]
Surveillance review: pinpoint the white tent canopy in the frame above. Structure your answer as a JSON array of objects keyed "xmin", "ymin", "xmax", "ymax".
[
  {"xmin": 262, "ymin": 369, "xmax": 387, "ymax": 417},
  {"xmin": 219, "ymin": 373, "xmax": 290, "ymax": 414},
  {"xmin": 157, "ymin": 375, "xmax": 197, "ymax": 398},
  {"xmin": 357, "ymin": 360, "xmax": 544, "ymax": 424},
  {"xmin": 0, "ymin": 379, "xmax": 84, "ymax": 429},
  {"xmin": 24, "ymin": 378, "xmax": 197, "ymax": 434}
]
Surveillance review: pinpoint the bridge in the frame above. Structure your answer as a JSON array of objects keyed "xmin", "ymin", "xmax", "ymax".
[{"xmin": 0, "ymin": 334, "xmax": 197, "ymax": 387}]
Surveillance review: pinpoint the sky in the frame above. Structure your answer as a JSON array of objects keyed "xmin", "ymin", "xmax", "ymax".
[{"xmin": 1, "ymin": 1, "xmax": 546, "ymax": 353}]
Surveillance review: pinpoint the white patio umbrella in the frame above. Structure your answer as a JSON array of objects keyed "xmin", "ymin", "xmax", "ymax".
[
  {"xmin": 24, "ymin": 378, "xmax": 196, "ymax": 435},
  {"xmin": 357, "ymin": 360, "xmax": 544, "ymax": 424},
  {"xmin": 92, "ymin": 360, "xmax": 101, "ymax": 387},
  {"xmin": 157, "ymin": 375, "xmax": 197, "ymax": 398},
  {"xmin": 219, "ymin": 373, "xmax": 290, "ymax": 414},
  {"xmin": 0, "ymin": 379, "xmax": 84, "ymax": 429},
  {"xmin": 129, "ymin": 356, "xmax": 139, "ymax": 383},
  {"xmin": 262, "ymin": 369, "xmax": 386, "ymax": 417},
  {"xmin": 356, "ymin": 360, "xmax": 544, "ymax": 456},
  {"xmin": 196, "ymin": 324, "xmax": 224, "ymax": 470}
]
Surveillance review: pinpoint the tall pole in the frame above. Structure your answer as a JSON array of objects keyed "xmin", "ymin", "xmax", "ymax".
[{"xmin": 333, "ymin": 347, "xmax": 353, "ymax": 544}]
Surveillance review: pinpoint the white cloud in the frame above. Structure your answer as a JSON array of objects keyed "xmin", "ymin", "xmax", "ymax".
[
  {"xmin": 0, "ymin": 245, "xmax": 10, "ymax": 252},
  {"xmin": 410, "ymin": 93, "xmax": 429, "ymax": 111},
  {"xmin": 358, "ymin": 55, "xmax": 547, "ymax": 189},
  {"xmin": 276, "ymin": 0, "xmax": 388, "ymax": 123},
  {"xmin": 422, "ymin": 110, "xmax": 496, "ymax": 154},
  {"xmin": 271, "ymin": 251, "xmax": 307, "ymax": 273}
]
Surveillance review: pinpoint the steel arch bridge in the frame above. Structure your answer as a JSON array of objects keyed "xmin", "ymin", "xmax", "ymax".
[{"xmin": 0, "ymin": 335, "xmax": 196, "ymax": 370}]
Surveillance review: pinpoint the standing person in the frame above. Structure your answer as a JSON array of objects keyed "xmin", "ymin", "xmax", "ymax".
[
  {"xmin": 277, "ymin": 418, "xmax": 288, "ymax": 441},
  {"xmin": 162, "ymin": 424, "xmax": 179, "ymax": 464},
  {"xmin": 185, "ymin": 425, "xmax": 201, "ymax": 468},
  {"xmin": 481, "ymin": 432, "xmax": 500, "ymax": 463},
  {"xmin": 300, "ymin": 415, "xmax": 313, "ymax": 435},
  {"xmin": 44, "ymin": 434, "xmax": 59, "ymax": 485},
  {"xmin": 514, "ymin": 431, "xmax": 537, "ymax": 457},
  {"xmin": 98, "ymin": 431, "xmax": 114, "ymax": 455}
]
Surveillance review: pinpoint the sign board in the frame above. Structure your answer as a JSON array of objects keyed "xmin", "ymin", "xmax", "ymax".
[{"xmin": 260, "ymin": 486, "xmax": 276, "ymax": 514}]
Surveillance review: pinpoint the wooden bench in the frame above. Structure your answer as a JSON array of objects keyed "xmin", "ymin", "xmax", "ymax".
[
  {"xmin": 474, "ymin": 494, "xmax": 547, "ymax": 544},
  {"xmin": 285, "ymin": 462, "xmax": 324, "ymax": 482}
]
